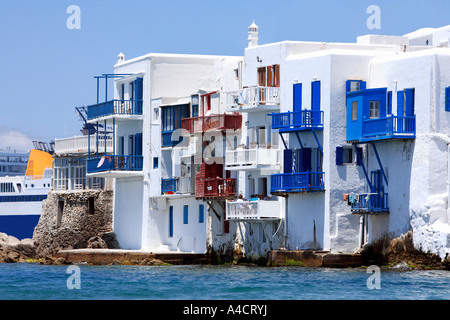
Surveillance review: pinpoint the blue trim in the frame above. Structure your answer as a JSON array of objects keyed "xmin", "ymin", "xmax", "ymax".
[
  {"xmin": 445, "ymin": 87, "xmax": 450, "ymax": 112},
  {"xmin": 0, "ymin": 215, "xmax": 41, "ymax": 240}
]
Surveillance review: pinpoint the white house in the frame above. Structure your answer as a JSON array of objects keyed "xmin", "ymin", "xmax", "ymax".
[{"xmin": 86, "ymin": 52, "xmax": 244, "ymax": 255}]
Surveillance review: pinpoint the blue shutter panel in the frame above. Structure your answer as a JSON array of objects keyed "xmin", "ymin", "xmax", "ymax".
[
  {"xmin": 135, "ymin": 133, "xmax": 142, "ymax": 156},
  {"xmin": 360, "ymin": 81, "xmax": 366, "ymax": 90},
  {"xmin": 169, "ymin": 206, "xmax": 174, "ymax": 237},
  {"xmin": 405, "ymin": 88, "xmax": 415, "ymax": 116},
  {"xmin": 311, "ymin": 81, "xmax": 321, "ymax": 111},
  {"xmin": 397, "ymin": 91, "xmax": 404, "ymax": 115},
  {"xmin": 293, "ymin": 83, "xmax": 302, "ymax": 112},
  {"xmin": 283, "ymin": 149, "xmax": 293, "ymax": 174},
  {"xmin": 199, "ymin": 205, "xmax": 204, "ymax": 223},
  {"xmin": 183, "ymin": 205, "xmax": 188, "ymax": 224},
  {"xmin": 335, "ymin": 147, "xmax": 343, "ymax": 165},
  {"xmin": 446, "ymin": 87, "xmax": 450, "ymax": 112},
  {"xmin": 346, "ymin": 81, "xmax": 351, "ymax": 93}
]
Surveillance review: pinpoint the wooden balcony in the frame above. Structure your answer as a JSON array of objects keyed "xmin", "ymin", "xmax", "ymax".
[{"xmin": 181, "ymin": 114, "xmax": 242, "ymax": 133}]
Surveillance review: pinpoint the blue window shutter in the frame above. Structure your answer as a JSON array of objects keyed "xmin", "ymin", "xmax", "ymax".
[
  {"xmin": 397, "ymin": 91, "xmax": 404, "ymax": 116},
  {"xmin": 135, "ymin": 133, "xmax": 142, "ymax": 156},
  {"xmin": 356, "ymin": 147, "xmax": 363, "ymax": 166},
  {"xmin": 446, "ymin": 87, "xmax": 450, "ymax": 112},
  {"xmin": 404, "ymin": 88, "xmax": 415, "ymax": 116},
  {"xmin": 283, "ymin": 149, "xmax": 293, "ymax": 173},
  {"xmin": 134, "ymin": 78, "xmax": 143, "ymax": 100},
  {"xmin": 387, "ymin": 91, "xmax": 392, "ymax": 114},
  {"xmin": 346, "ymin": 81, "xmax": 351, "ymax": 93},
  {"xmin": 183, "ymin": 205, "xmax": 188, "ymax": 224},
  {"xmin": 169, "ymin": 206, "xmax": 173, "ymax": 237},
  {"xmin": 335, "ymin": 147, "xmax": 343, "ymax": 165},
  {"xmin": 311, "ymin": 81, "xmax": 321, "ymax": 111},
  {"xmin": 293, "ymin": 83, "xmax": 302, "ymax": 112},
  {"xmin": 360, "ymin": 81, "xmax": 366, "ymax": 90},
  {"xmin": 199, "ymin": 205, "xmax": 204, "ymax": 223}
]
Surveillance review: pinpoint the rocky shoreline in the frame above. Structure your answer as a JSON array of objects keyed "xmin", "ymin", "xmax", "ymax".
[{"xmin": 1, "ymin": 230, "xmax": 449, "ymax": 269}]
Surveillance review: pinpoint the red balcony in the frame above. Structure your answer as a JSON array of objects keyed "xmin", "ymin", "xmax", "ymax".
[
  {"xmin": 182, "ymin": 114, "xmax": 242, "ymax": 133},
  {"xmin": 196, "ymin": 178, "xmax": 236, "ymax": 199}
]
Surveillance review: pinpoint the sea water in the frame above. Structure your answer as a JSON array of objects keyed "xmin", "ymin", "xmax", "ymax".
[{"xmin": 0, "ymin": 263, "xmax": 448, "ymax": 300}]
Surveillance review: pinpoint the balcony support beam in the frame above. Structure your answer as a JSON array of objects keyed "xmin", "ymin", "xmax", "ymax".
[
  {"xmin": 312, "ymin": 129, "xmax": 323, "ymax": 155},
  {"xmin": 354, "ymin": 144, "xmax": 372, "ymax": 189},
  {"xmin": 279, "ymin": 133, "xmax": 288, "ymax": 150},
  {"xmin": 371, "ymin": 142, "xmax": 388, "ymax": 187},
  {"xmin": 295, "ymin": 132, "xmax": 304, "ymax": 149}
]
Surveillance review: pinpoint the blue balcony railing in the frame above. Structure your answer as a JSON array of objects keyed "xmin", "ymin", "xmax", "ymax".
[
  {"xmin": 87, "ymin": 155, "xmax": 143, "ymax": 173},
  {"xmin": 162, "ymin": 178, "xmax": 178, "ymax": 194},
  {"xmin": 87, "ymin": 100, "xmax": 143, "ymax": 120},
  {"xmin": 270, "ymin": 171, "xmax": 325, "ymax": 193},
  {"xmin": 362, "ymin": 115, "xmax": 415, "ymax": 140},
  {"xmin": 272, "ymin": 110, "xmax": 324, "ymax": 132},
  {"xmin": 350, "ymin": 192, "xmax": 389, "ymax": 214}
]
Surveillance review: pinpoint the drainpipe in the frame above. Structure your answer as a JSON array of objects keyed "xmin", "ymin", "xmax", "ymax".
[{"xmin": 359, "ymin": 215, "xmax": 365, "ymax": 248}]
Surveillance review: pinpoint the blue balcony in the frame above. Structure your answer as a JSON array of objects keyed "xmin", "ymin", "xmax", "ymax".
[
  {"xmin": 349, "ymin": 192, "xmax": 389, "ymax": 214},
  {"xmin": 272, "ymin": 110, "xmax": 324, "ymax": 133},
  {"xmin": 87, "ymin": 100, "xmax": 143, "ymax": 120},
  {"xmin": 270, "ymin": 171, "xmax": 325, "ymax": 193},
  {"xmin": 87, "ymin": 155, "xmax": 143, "ymax": 174},
  {"xmin": 161, "ymin": 177, "xmax": 192, "ymax": 195},
  {"xmin": 360, "ymin": 115, "xmax": 415, "ymax": 142}
]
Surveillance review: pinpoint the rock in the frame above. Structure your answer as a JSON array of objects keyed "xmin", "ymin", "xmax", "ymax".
[
  {"xmin": 101, "ymin": 232, "xmax": 121, "ymax": 249},
  {"xmin": 87, "ymin": 236, "xmax": 108, "ymax": 249},
  {"xmin": 54, "ymin": 257, "xmax": 69, "ymax": 265}
]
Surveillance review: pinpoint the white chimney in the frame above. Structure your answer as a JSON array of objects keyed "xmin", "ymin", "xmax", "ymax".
[
  {"xmin": 117, "ymin": 52, "xmax": 125, "ymax": 63},
  {"xmin": 248, "ymin": 20, "xmax": 259, "ymax": 48}
]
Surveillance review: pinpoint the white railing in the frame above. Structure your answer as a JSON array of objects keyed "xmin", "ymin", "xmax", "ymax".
[
  {"xmin": 226, "ymin": 200, "xmax": 281, "ymax": 220},
  {"xmin": 226, "ymin": 86, "xmax": 280, "ymax": 109},
  {"xmin": 225, "ymin": 147, "xmax": 280, "ymax": 168},
  {"xmin": 54, "ymin": 135, "xmax": 113, "ymax": 155}
]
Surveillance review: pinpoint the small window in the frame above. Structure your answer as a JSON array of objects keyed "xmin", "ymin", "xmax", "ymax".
[
  {"xmin": 153, "ymin": 108, "xmax": 159, "ymax": 121},
  {"xmin": 342, "ymin": 148, "xmax": 353, "ymax": 164},
  {"xmin": 351, "ymin": 101, "xmax": 358, "ymax": 120},
  {"xmin": 199, "ymin": 205, "xmax": 204, "ymax": 223},
  {"xmin": 369, "ymin": 101, "xmax": 380, "ymax": 119},
  {"xmin": 153, "ymin": 157, "xmax": 158, "ymax": 169},
  {"xmin": 183, "ymin": 205, "xmax": 188, "ymax": 224}
]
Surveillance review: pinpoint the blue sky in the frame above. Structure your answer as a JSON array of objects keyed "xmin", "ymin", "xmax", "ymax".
[{"xmin": 0, "ymin": 0, "xmax": 449, "ymax": 150}]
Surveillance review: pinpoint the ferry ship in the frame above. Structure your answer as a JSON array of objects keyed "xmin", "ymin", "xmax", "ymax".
[
  {"xmin": 0, "ymin": 149, "xmax": 53, "ymax": 240},
  {"xmin": 0, "ymin": 149, "xmax": 28, "ymax": 177}
]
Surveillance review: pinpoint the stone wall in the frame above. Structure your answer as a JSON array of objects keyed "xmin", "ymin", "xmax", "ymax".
[{"xmin": 33, "ymin": 189, "xmax": 118, "ymax": 257}]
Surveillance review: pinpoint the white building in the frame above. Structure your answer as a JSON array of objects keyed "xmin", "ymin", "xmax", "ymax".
[
  {"xmin": 86, "ymin": 52, "xmax": 243, "ymax": 255},
  {"xmin": 224, "ymin": 22, "xmax": 450, "ymax": 259},
  {"xmin": 83, "ymin": 22, "xmax": 450, "ymax": 261}
]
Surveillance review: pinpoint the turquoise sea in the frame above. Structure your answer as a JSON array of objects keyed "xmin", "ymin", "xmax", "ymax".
[{"xmin": 0, "ymin": 263, "xmax": 449, "ymax": 300}]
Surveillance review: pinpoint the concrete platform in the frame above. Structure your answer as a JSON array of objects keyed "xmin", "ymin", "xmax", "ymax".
[
  {"xmin": 55, "ymin": 249, "xmax": 211, "ymax": 265},
  {"xmin": 268, "ymin": 250, "xmax": 363, "ymax": 268}
]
